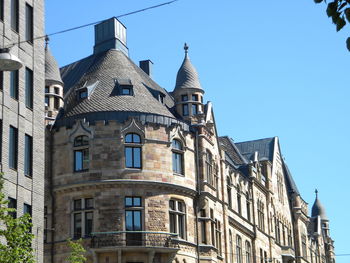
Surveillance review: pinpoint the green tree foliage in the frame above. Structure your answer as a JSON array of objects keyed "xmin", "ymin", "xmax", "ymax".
[
  {"xmin": 314, "ymin": 0, "xmax": 350, "ymax": 50},
  {"xmin": 67, "ymin": 238, "xmax": 87, "ymax": 263},
  {"xmin": 0, "ymin": 174, "xmax": 35, "ymax": 263}
]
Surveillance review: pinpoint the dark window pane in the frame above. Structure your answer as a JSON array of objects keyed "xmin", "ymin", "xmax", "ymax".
[
  {"xmin": 192, "ymin": 94, "xmax": 198, "ymax": 101},
  {"xmin": 0, "ymin": 0, "xmax": 3, "ymax": 21},
  {"xmin": 8, "ymin": 197, "xmax": 16, "ymax": 218},
  {"xmin": 11, "ymin": 0, "xmax": 18, "ymax": 32},
  {"xmin": 0, "ymin": 72, "xmax": 3, "ymax": 90},
  {"xmin": 181, "ymin": 95, "xmax": 188, "ymax": 101},
  {"xmin": 54, "ymin": 87, "xmax": 59, "ymax": 94},
  {"xmin": 125, "ymin": 147, "xmax": 133, "ymax": 168},
  {"xmin": 79, "ymin": 89, "xmax": 87, "ymax": 99},
  {"xmin": 74, "ymin": 135, "xmax": 89, "ymax": 147},
  {"xmin": 133, "ymin": 147, "xmax": 141, "ymax": 168},
  {"xmin": 45, "ymin": 97, "xmax": 49, "ymax": 106},
  {"xmin": 24, "ymin": 134, "xmax": 33, "ymax": 177},
  {"xmin": 74, "ymin": 200, "xmax": 82, "ymax": 210},
  {"xmin": 54, "ymin": 97, "xmax": 59, "ymax": 110},
  {"xmin": 23, "ymin": 203, "xmax": 32, "ymax": 216},
  {"xmin": 122, "ymin": 88, "xmax": 131, "ymax": 95},
  {"xmin": 178, "ymin": 214, "xmax": 184, "ymax": 238},
  {"xmin": 85, "ymin": 198, "xmax": 93, "ymax": 209},
  {"xmin": 82, "ymin": 149, "xmax": 89, "ymax": 170},
  {"xmin": 74, "ymin": 213, "xmax": 82, "ymax": 238},
  {"xmin": 172, "ymin": 140, "xmax": 182, "ymax": 150},
  {"xmin": 9, "ymin": 126, "xmax": 18, "ymax": 169},
  {"xmin": 10, "ymin": 70, "xmax": 19, "ymax": 99},
  {"xmin": 25, "ymin": 4, "xmax": 33, "ymax": 42},
  {"xmin": 25, "ymin": 68, "xmax": 33, "ymax": 108},
  {"xmin": 85, "ymin": 212, "xmax": 93, "ymax": 237},
  {"xmin": 192, "ymin": 104, "xmax": 198, "ymax": 115},
  {"xmin": 183, "ymin": 104, "xmax": 189, "ymax": 116},
  {"xmin": 170, "ymin": 213, "xmax": 176, "ymax": 233},
  {"xmin": 169, "ymin": 200, "xmax": 175, "ymax": 210}
]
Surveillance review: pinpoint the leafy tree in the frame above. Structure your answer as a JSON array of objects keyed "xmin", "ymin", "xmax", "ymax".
[
  {"xmin": 0, "ymin": 174, "xmax": 35, "ymax": 263},
  {"xmin": 314, "ymin": 0, "xmax": 350, "ymax": 50},
  {"xmin": 67, "ymin": 238, "xmax": 87, "ymax": 263}
]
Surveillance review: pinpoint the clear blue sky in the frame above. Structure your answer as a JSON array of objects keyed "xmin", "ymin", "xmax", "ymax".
[{"xmin": 46, "ymin": 0, "xmax": 349, "ymax": 261}]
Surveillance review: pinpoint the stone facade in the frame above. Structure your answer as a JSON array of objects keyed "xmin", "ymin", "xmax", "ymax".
[
  {"xmin": 44, "ymin": 18, "xmax": 335, "ymax": 263},
  {"xmin": 0, "ymin": 0, "xmax": 45, "ymax": 262}
]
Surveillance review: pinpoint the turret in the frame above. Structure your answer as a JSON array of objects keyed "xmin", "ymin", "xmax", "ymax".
[
  {"xmin": 173, "ymin": 44, "xmax": 204, "ymax": 122},
  {"xmin": 44, "ymin": 39, "xmax": 64, "ymax": 125}
]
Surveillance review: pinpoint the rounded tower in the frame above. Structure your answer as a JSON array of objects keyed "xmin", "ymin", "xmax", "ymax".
[
  {"xmin": 173, "ymin": 43, "xmax": 204, "ymax": 122},
  {"xmin": 44, "ymin": 39, "xmax": 64, "ymax": 124}
]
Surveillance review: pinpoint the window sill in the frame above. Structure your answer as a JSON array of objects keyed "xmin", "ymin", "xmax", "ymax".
[
  {"xmin": 26, "ymin": 106, "xmax": 33, "ymax": 111},
  {"xmin": 173, "ymin": 172, "xmax": 185, "ymax": 177},
  {"xmin": 24, "ymin": 174, "xmax": 32, "ymax": 179},
  {"xmin": 125, "ymin": 167, "xmax": 142, "ymax": 171},
  {"xmin": 74, "ymin": 169, "xmax": 89, "ymax": 173}
]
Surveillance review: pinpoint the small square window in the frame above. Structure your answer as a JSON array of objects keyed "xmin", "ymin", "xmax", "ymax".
[
  {"xmin": 54, "ymin": 87, "xmax": 59, "ymax": 95},
  {"xmin": 85, "ymin": 198, "xmax": 93, "ymax": 209},
  {"xmin": 192, "ymin": 94, "xmax": 198, "ymax": 101},
  {"xmin": 74, "ymin": 200, "xmax": 82, "ymax": 210},
  {"xmin": 122, "ymin": 87, "xmax": 131, "ymax": 95},
  {"xmin": 79, "ymin": 89, "xmax": 87, "ymax": 99}
]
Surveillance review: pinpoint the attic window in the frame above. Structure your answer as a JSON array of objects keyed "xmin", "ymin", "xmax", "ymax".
[
  {"xmin": 115, "ymin": 78, "xmax": 133, "ymax": 96},
  {"xmin": 79, "ymin": 89, "xmax": 88, "ymax": 99},
  {"xmin": 76, "ymin": 80, "xmax": 99, "ymax": 101}
]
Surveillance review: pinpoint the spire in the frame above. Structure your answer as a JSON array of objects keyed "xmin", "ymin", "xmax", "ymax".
[
  {"xmin": 311, "ymin": 190, "xmax": 328, "ymax": 220},
  {"xmin": 174, "ymin": 43, "xmax": 203, "ymax": 92},
  {"xmin": 45, "ymin": 43, "xmax": 63, "ymax": 86}
]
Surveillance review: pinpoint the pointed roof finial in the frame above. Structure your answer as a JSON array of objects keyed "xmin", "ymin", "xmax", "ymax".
[
  {"xmin": 184, "ymin": 43, "xmax": 189, "ymax": 56},
  {"xmin": 45, "ymin": 35, "xmax": 50, "ymax": 49},
  {"xmin": 315, "ymin": 189, "xmax": 318, "ymax": 198}
]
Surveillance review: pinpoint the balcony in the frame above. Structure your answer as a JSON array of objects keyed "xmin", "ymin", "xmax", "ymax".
[{"xmin": 91, "ymin": 231, "xmax": 180, "ymax": 249}]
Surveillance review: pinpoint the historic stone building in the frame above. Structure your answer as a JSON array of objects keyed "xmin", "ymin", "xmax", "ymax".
[
  {"xmin": 44, "ymin": 17, "xmax": 335, "ymax": 263},
  {"xmin": 0, "ymin": 0, "xmax": 45, "ymax": 262}
]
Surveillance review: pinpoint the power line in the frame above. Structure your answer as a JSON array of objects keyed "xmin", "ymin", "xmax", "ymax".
[{"xmin": 4, "ymin": 0, "xmax": 179, "ymax": 48}]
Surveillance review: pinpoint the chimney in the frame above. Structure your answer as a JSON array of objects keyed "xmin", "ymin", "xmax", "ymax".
[
  {"xmin": 93, "ymin": 17, "xmax": 128, "ymax": 56},
  {"xmin": 139, "ymin": 60, "xmax": 153, "ymax": 78}
]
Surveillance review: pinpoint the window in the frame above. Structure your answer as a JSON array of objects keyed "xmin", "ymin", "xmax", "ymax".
[
  {"xmin": 257, "ymin": 200, "xmax": 265, "ymax": 231},
  {"xmin": 205, "ymin": 150, "xmax": 213, "ymax": 186},
  {"xmin": 169, "ymin": 199, "xmax": 186, "ymax": 239},
  {"xmin": 24, "ymin": 134, "xmax": 33, "ymax": 177},
  {"xmin": 54, "ymin": 97, "xmax": 60, "ymax": 110},
  {"xmin": 45, "ymin": 97, "xmax": 49, "ymax": 107},
  {"xmin": 288, "ymin": 226, "xmax": 292, "ymax": 246},
  {"xmin": 10, "ymin": 70, "xmax": 19, "ymax": 99},
  {"xmin": 73, "ymin": 198, "xmax": 94, "ymax": 239},
  {"xmin": 192, "ymin": 104, "xmax": 198, "ymax": 115},
  {"xmin": 54, "ymin": 87, "xmax": 59, "ymax": 94},
  {"xmin": 24, "ymin": 203, "xmax": 32, "ymax": 232},
  {"xmin": 275, "ymin": 217, "xmax": 281, "ymax": 244},
  {"xmin": 11, "ymin": 0, "xmax": 19, "ymax": 32},
  {"xmin": 0, "ymin": 71, "xmax": 3, "ymax": 90},
  {"xmin": 78, "ymin": 89, "xmax": 87, "ymax": 99},
  {"xmin": 229, "ymin": 231, "xmax": 233, "ymax": 263},
  {"xmin": 25, "ymin": 4, "xmax": 33, "ymax": 43},
  {"xmin": 246, "ymin": 192, "xmax": 251, "ymax": 221},
  {"xmin": 74, "ymin": 135, "xmax": 89, "ymax": 172},
  {"xmin": 302, "ymin": 234, "xmax": 307, "ymax": 258},
  {"xmin": 192, "ymin": 94, "xmax": 198, "ymax": 101},
  {"xmin": 260, "ymin": 249, "xmax": 264, "ymax": 263},
  {"xmin": 181, "ymin": 95, "xmax": 188, "ymax": 101},
  {"xmin": 216, "ymin": 220, "xmax": 222, "ymax": 256},
  {"xmin": 199, "ymin": 209, "xmax": 207, "ymax": 244},
  {"xmin": 8, "ymin": 197, "xmax": 17, "ymax": 218},
  {"xmin": 236, "ymin": 235, "xmax": 242, "ymax": 263},
  {"xmin": 237, "ymin": 186, "xmax": 242, "ymax": 214},
  {"xmin": 125, "ymin": 197, "xmax": 142, "ymax": 245},
  {"xmin": 9, "ymin": 126, "xmax": 18, "ymax": 170},
  {"xmin": 227, "ymin": 176, "xmax": 232, "ymax": 209},
  {"xmin": 0, "ymin": 0, "xmax": 4, "ymax": 21},
  {"xmin": 122, "ymin": 87, "xmax": 131, "ymax": 95},
  {"xmin": 45, "ymin": 86, "xmax": 50, "ymax": 93},
  {"xmin": 25, "ymin": 68, "xmax": 33, "ymax": 109},
  {"xmin": 245, "ymin": 241, "xmax": 252, "ymax": 263},
  {"xmin": 210, "ymin": 209, "xmax": 215, "ymax": 246},
  {"xmin": 44, "ymin": 206, "xmax": 47, "ymax": 243},
  {"xmin": 125, "ymin": 133, "xmax": 142, "ymax": 169},
  {"xmin": 172, "ymin": 139, "xmax": 184, "ymax": 174},
  {"xmin": 182, "ymin": 104, "xmax": 189, "ymax": 116}
]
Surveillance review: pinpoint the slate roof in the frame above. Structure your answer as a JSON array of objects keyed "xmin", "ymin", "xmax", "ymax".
[
  {"xmin": 59, "ymin": 49, "xmax": 176, "ymax": 120},
  {"xmin": 45, "ymin": 46, "xmax": 63, "ymax": 86},
  {"xmin": 174, "ymin": 52, "xmax": 202, "ymax": 92},
  {"xmin": 219, "ymin": 136, "xmax": 248, "ymax": 165},
  {"xmin": 282, "ymin": 161, "xmax": 300, "ymax": 195},
  {"xmin": 311, "ymin": 194, "xmax": 328, "ymax": 220},
  {"xmin": 235, "ymin": 137, "xmax": 275, "ymax": 162}
]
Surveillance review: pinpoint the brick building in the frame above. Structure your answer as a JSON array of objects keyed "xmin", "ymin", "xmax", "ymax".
[
  {"xmin": 0, "ymin": 0, "xmax": 45, "ymax": 262},
  {"xmin": 44, "ymin": 18, "xmax": 335, "ymax": 263}
]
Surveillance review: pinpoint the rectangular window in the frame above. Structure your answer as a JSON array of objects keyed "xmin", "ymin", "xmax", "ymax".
[
  {"xmin": 9, "ymin": 126, "xmax": 18, "ymax": 169},
  {"xmin": 44, "ymin": 207, "xmax": 47, "ymax": 243},
  {"xmin": 45, "ymin": 96, "xmax": 49, "ymax": 106},
  {"xmin": 8, "ymin": 197, "xmax": 17, "ymax": 218},
  {"xmin": 182, "ymin": 104, "xmax": 189, "ymax": 116},
  {"xmin": 10, "ymin": 70, "xmax": 19, "ymax": 99},
  {"xmin": 125, "ymin": 147, "xmax": 141, "ymax": 169},
  {"xmin": 199, "ymin": 210, "xmax": 207, "ymax": 244},
  {"xmin": 0, "ymin": 0, "xmax": 4, "ymax": 21},
  {"xmin": 192, "ymin": 104, "xmax": 198, "ymax": 115},
  {"xmin": 74, "ymin": 149, "xmax": 89, "ymax": 171},
  {"xmin": 11, "ymin": 0, "xmax": 19, "ymax": 32},
  {"xmin": 25, "ymin": 68, "xmax": 33, "ymax": 109},
  {"xmin": 24, "ymin": 203, "xmax": 32, "ymax": 232},
  {"xmin": 169, "ymin": 200, "xmax": 186, "ymax": 239},
  {"xmin": 54, "ymin": 97, "xmax": 59, "ymax": 110},
  {"xmin": 125, "ymin": 197, "xmax": 142, "ymax": 246},
  {"xmin": 73, "ymin": 198, "xmax": 94, "ymax": 239},
  {"xmin": 25, "ymin": 4, "xmax": 33, "ymax": 43},
  {"xmin": 192, "ymin": 94, "xmax": 198, "ymax": 101},
  {"xmin": 122, "ymin": 87, "xmax": 131, "ymax": 95},
  {"xmin": 45, "ymin": 86, "xmax": 49, "ymax": 93},
  {"xmin": 78, "ymin": 89, "xmax": 87, "ymax": 99},
  {"xmin": 181, "ymin": 95, "xmax": 188, "ymax": 101},
  {"xmin": 0, "ymin": 71, "xmax": 3, "ymax": 90},
  {"xmin": 302, "ymin": 234, "xmax": 307, "ymax": 258},
  {"xmin": 73, "ymin": 213, "xmax": 82, "ymax": 239},
  {"xmin": 24, "ymin": 134, "xmax": 33, "ymax": 177}
]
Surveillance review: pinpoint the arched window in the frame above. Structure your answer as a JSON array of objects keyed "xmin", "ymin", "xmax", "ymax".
[
  {"xmin": 236, "ymin": 235, "xmax": 242, "ymax": 263},
  {"xmin": 205, "ymin": 150, "xmax": 213, "ymax": 185},
  {"xmin": 245, "ymin": 241, "xmax": 251, "ymax": 263},
  {"xmin": 172, "ymin": 139, "xmax": 184, "ymax": 174},
  {"xmin": 169, "ymin": 200, "xmax": 186, "ymax": 239},
  {"xmin": 74, "ymin": 135, "xmax": 89, "ymax": 172},
  {"xmin": 125, "ymin": 133, "xmax": 142, "ymax": 168},
  {"xmin": 237, "ymin": 185, "xmax": 242, "ymax": 214},
  {"xmin": 227, "ymin": 176, "xmax": 232, "ymax": 209}
]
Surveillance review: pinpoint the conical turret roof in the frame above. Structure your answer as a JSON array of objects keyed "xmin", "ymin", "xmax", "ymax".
[
  {"xmin": 311, "ymin": 190, "xmax": 328, "ymax": 220},
  {"xmin": 174, "ymin": 43, "xmax": 202, "ymax": 92},
  {"xmin": 45, "ymin": 45, "xmax": 63, "ymax": 86}
]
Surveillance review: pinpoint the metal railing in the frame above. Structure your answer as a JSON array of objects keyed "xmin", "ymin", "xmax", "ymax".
[{"xmin": 91, "ymin": 231, "xmax": 179, "ymax": 249}]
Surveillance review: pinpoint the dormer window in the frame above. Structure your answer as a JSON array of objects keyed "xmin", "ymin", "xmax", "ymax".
[
  {"xmin": 115, "ymin": 78, "xmax": 133, "ymax": 96},
  {"xmin": 78, "ymin": 89, "xmax": 88, "ymax": 99},
  {"xmin": 76, "ymin": 80, "xmax": 99, "ymax": 101},
  {"xmin": 159, "ymin": 93, "xmax": 165, "ymax": 104},
  {"xmin": 182, "ymin": 95, "xmax": 188, "ymax": 101}
]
